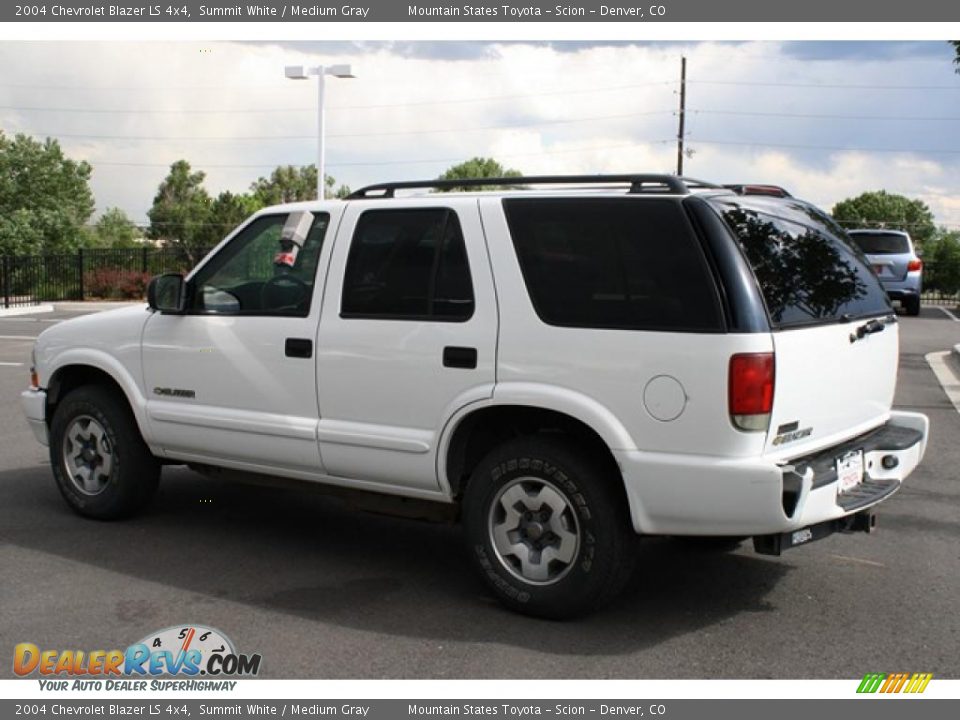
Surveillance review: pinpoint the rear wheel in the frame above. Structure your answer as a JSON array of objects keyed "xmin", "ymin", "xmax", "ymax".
[
  {"xmin": 49, "ymin": 385, "xmax": 160, "ymax": 520},
  {"xmin": 904, "ymin": 296, "xmax": 921, "ymax": 316},
  {"xmin": 462, "ymin": 435, "xmax": 636, "ymax": 619}
]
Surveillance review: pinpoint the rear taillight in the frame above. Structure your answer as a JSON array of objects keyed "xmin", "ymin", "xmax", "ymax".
[
  {"xmin": 729, "ymin": 353, "xmax": 775, "ymax": 432},
  {"xmin": 907, "ymin": 259, "xmax": 923, "ymax": 272}
]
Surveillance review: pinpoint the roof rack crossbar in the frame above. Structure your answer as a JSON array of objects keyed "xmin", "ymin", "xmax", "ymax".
[{"xmin": 345, "ymin": 174, "xmax": 723, "ymax": 200}]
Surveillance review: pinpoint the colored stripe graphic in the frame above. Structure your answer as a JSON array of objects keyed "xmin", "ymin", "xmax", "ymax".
[
  {"xmin": 857, "ymin": 672, "xmax": 932, "ymax": 693},
  {"xmin": 905, "ymin": 673, "xmax": 934, "ymax": 694}
]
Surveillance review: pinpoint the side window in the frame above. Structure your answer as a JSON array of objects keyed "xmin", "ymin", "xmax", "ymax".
[
  {"xmin": 503, "ymin": 198, "xmax": 723, "ymax": 332},
  {"xmin": 341, "ymin": 208, "xmax": 474, "ymax": 321},
  {"xmin": 189, "ymin": 212, "xmax": 329, "ymax": 317}
]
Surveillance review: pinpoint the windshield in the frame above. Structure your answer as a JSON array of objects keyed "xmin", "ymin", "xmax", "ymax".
[
  {"xmin": 849, "ymin": 233, "xmax": 911, "ymax": 255},
  {"xmin": 711, "ymin": 197, "xmax": 892, "ymax": 329}
]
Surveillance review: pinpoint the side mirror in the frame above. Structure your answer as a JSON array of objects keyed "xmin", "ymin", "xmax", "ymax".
[{"xmin": 147, "ymin": 274, "xmax": 186, "ymax": 314}]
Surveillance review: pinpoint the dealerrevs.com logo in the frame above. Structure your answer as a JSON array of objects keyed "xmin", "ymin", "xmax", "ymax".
[{"xmin": 14, "ymin": 625, "xmax": 261, "ymax": 690}]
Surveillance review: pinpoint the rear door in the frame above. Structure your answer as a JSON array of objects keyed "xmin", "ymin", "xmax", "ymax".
[
  {"xmin": 713, "ymin": 199, "xmax": 897, "ymax": 458},
  {"xmin": 314, "ymin": 199, "xmax": 497, "ymax": 493}
]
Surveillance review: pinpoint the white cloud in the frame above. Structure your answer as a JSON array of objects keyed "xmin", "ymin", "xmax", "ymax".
[{"xmin": 1, "ymin": 40, "xmax": 958, "ymax": 228}]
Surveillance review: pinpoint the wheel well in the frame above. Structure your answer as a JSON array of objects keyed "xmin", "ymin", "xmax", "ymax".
[
  {"xmin": 445, "ymin": 406, "xmax": 622, "ymax": 498},
  {"xmin": 46, "ymin": 365, "xmax": 131, "ymax": 425}
]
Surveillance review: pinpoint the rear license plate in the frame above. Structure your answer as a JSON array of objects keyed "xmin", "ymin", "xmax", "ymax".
[
  {"xmin": 836, "ymin": 450, "xmax": 864, "ymax": 494},
  {"xmin": 872, "ymin": 264, "xmax": 889, "ymax": 276}
]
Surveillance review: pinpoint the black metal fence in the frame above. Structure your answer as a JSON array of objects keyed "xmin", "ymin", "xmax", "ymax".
[
  {"xmin": 1, "ymin": 247, "xmax": 211, "ymax": 309},
  {"xmin": 3, "ymin": 247, "xmax": 960, "ymax": 311}
]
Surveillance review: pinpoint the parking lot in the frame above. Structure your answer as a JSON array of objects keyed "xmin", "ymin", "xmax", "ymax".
[{"xmin": 1, "ymin": 305, "xmax": 958, "ymax": 679}]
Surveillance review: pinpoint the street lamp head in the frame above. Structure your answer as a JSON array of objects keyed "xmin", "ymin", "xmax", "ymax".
[
  {"xmin": 284, "ymin": 65, "xmax": 309, "ymax": 80},
  {"xmin": 325, "ymin": 64, "xmax": 355, "ymax": 79},
  {"xmin": 283, "ymin": 61, "xmax": 356, "ymax": 201}
]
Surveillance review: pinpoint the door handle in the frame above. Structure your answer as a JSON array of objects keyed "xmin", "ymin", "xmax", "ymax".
[
  {"xmin": 443, "ymin": 346, "xmax": 477, "ymax": 369},
  {"xmin": 285, "ymin": 338, "xmax": 313, "ymax": 359}
]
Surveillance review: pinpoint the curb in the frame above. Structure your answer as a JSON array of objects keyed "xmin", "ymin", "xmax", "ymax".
[
  {"xmin": 953, "ymin": 344, "xmax": 960, "ymax": 361},
  {"xmin": 0, "ymin": 304, "xmax": 54, "ymax": 318},
  {"xmin": 53, "ymin": 302, "xmax": 144, "ymax": 312}
]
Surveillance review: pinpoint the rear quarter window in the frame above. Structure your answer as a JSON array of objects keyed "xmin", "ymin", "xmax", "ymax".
[
  {"xmin": 503, "ymin": 198, "xmax": 723, "ymax": 332},
  {"xmin": 714, "ymin": 199, "xmax": 891, "ymax": 329}
]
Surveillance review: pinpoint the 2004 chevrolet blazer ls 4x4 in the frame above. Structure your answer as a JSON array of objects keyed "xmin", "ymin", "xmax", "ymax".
[{"xmin": 21, "ymin": 174, "xmax": 929, "ymax": 618}]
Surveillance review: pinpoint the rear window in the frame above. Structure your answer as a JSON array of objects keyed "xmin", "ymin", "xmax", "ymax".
[
  {"xmin": 849, "ymin": 233, "xmax": 911, "ymax": 255},
  {"xmin": 714, "ymin": 199, "xmax": 891, "ymax": 329},
  {"xmin": 503, "ymin": 198, "xmax": 723, "ymax": 332}
]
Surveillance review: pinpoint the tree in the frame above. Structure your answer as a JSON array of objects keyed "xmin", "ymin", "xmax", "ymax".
[
  {"xmin": 146, "ymin": 160, "xmax": 212, "ymax": 258},
  {"xmin": 437, "ymin": 157, "xmax": 522, "ymax": 191},
  {"xmin": 952, "ymin": 41, "xmax": 960, "ymax": 73},
  {"xmin": 250, "ymin": 165, "xmax": 349, "ymax": 205},
  {"xmin": 206, "ymin": 191, "xmax": 260, "ymax": 244},
  {"xmin": 0, "ymin": 131, "xmax": 94, "ymax": 255},
  {"xmin": 90, "ymin": 207, "xmax": 140, "ymax": 248},
  {"xmin": 831, "ymin": 191, "xmax": 937, "ymax": 248}
]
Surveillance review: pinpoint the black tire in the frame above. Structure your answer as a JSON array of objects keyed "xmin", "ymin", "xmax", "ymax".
[
  {"xmin": 462, "ymin": 435, "xmax": 636, "ymax": 619},
  {"xmin": 904, "ymin": 296, "xmax": 921, "ymax": 316},
  {"xmin": 49, "ymin": 385, "xmax": 160, "ymax": 520}
]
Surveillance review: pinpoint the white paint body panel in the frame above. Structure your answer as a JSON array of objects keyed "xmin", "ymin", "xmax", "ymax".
[
  {"xmin": 763, "ymin": 321, "xmax": 899, "ymax": 460},
  {"xmin": 30, "ymin": 305, "xmax": 155, "ymax": 446},
  {"xmin": 141, "ymin": 313, "xmax": 325, "ymax": 473},
  {"xmin": 314, "ymin": 198, "xmax": 498, "ymax": 491},
  {"xmin": 24, "ymin": 192, "xmax": 928, "ymax": 540},
  {"xmin": 479, "ymin": 197, "xmax": 772, "ymax": 458}
]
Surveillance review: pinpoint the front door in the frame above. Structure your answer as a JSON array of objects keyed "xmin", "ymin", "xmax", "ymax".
[
  {"xmin": 315, "ymin": 200, "xmax": 498, "ymax": 493},
  {"xmin": 142, "ymin": 208, "xmax": 339, "ymax": 475}
]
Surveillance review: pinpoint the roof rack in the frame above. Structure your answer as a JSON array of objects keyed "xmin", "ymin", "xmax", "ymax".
[
  {"xmin": 345, "ymin": 174, "xmax": 724, "ymax": 200},
  {"xmin": 723, "ymin": 184, "xmax": 793, "ymax": 198}
]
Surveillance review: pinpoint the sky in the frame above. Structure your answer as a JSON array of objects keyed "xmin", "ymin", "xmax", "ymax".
[{"xmin": 0, "ymin": 40, "xmax": 958, "ymax": 229}]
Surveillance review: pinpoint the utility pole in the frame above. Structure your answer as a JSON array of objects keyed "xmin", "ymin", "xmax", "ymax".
[{"xmin": 676, "ymin": 56, "xmax": 687, "ymax": 176}]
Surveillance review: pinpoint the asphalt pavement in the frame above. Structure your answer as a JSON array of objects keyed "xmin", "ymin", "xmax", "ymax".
[{"xmin": 1, "ymin": 305, "xmax": 958, "ymax": 679}]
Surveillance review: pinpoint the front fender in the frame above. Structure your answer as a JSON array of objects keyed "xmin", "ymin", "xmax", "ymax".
[{"xmin": 44, "ymin": 348, "xmax": 154, "ymax": 448}]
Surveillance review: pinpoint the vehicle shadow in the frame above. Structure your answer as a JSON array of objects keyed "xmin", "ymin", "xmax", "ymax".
[{"xmin": 0, "ymin": 464, "xmax": 790, "ymax": 661}]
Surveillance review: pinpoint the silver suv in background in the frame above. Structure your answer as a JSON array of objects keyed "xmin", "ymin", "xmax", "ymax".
[{"xmin": 848, "ymin": 229, "xmax": 923, "ymax": 316}]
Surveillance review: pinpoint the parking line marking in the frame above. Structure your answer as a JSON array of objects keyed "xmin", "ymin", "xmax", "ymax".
[
  {"xmin": 0, "ymin": 362, "xmax": 24, "ymax": 367},
  {"xmin": 828, "ymin": 554, "xmax": 885, "ymax": 568},
  {"xmin": 0, "ymin": 335, "xmax": 38, "ymax": 340},
  {"xmin": 936, "ymin": 306, "xmax": 960, "ymax": 322},
  {"xmin": 1, "ymin": 318, "xmax": 61, "ymax": 323},
  {"xmin": 925, "ymin": 351, "xmax": 960, "ymax": 415}
]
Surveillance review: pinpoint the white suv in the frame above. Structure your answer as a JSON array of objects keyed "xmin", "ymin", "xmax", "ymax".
[{"xmin": 21, "ymin": 175, "xmax": 929, "ymax": 618}]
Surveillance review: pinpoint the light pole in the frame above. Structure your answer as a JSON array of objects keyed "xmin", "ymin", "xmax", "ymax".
[{"xmin": 284, "ymin": 63, "xmax": 355, "ymax": 200}]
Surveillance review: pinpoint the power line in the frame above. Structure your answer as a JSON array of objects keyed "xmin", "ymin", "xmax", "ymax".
[
  {"xmin": 6, "ymin": 110, "xmax": 675, "ymax": 142},
  {"xmin": 289, "ymin": 140, "xmax": 676, "ymax": 167},
  {"xmin": 692, "ymin": 109, "xmax": 960, "ymax": 122},
  {"xmin": 78, "ymin": 139, "xmax": 676, "ymax": 171},
  {"xmin": 692, "ymin": 138, "xmax": 960, "ymax": 155},
  {"xmin": 0, "ymin": 80, "xmax": 676, "ymax": 113},
  {"xmin": 0, "ymin": 104, "xmax": 317, "ymax": 115},
  {"xmin": 690, "ymin": 79, "xmax": 960, "ymax": 90}
]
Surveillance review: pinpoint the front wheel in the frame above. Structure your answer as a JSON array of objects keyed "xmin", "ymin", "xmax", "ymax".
[
  {"xmin": 49, "ymin": 385, "xmax": 160, "ymax": 520},
  {"xmin": 462, "ymin": 436, "xmax": 636, "ymax": 619}
]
